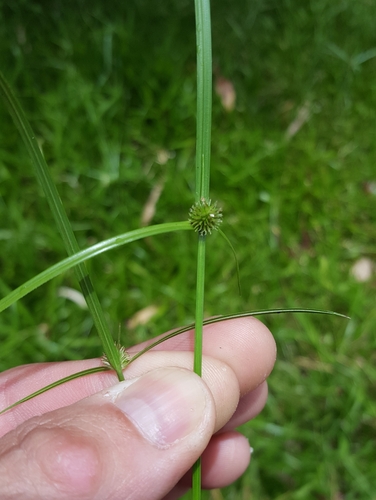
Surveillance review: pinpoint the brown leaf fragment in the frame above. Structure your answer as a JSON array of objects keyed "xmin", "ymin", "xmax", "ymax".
[
  {"xmin": 126, "ymin": 305, "xmax": 159, "ymax": 329},
  {"xmin": 141, "ymin": 176, "xmax": 166, "ymax": 226},
  {"xmin": 285, "ymin": 101, "xmax": 311, "ymax": 140},
  {"xmin": 215, "ymin": 76, "xmax": 236, "ymax": 112}
]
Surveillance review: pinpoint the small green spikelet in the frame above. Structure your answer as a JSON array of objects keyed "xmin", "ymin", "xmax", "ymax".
[
  {"xmin": 189, "ymin": 198, "xmax": 223, "ymax": 235},
  {"xmin": 101, "ymin": 343, "xmax": 130, "ymax": 370}
]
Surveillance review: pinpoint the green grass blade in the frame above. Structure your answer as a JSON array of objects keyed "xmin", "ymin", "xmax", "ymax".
[
  {"xmin": 0, "ymin": 71, "xmax": 124, "ymax": 380},
  {"xmin": 0, "ymin": 367, "xmax": 109, "ymax": 415},
  {"xmin": 0, "ymin": 72, "xmax": 75, "ymax": 255},
  {"xmin": 0, "ymin": 309, "xmax": 349, "ymax": 417},
  {"xmin": 203, "ymin": 308, "xmax": 350, "ymax": 322},
  {"xmin": 128, "ymin": 308, "xmax": 349, "ymax": 364},
  {"xmin": 0, "ymin": 221, "xmax": 191, "ymax": 313}
]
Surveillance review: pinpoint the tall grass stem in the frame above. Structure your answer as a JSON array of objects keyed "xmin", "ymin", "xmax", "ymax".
[
  {"xmin": 0, "ymin": 71, "xmax": 123, "ymax": 380},
  {"xmin": 193, "ymin": 0, "xmax": 213, "ymax": 497},
  {"xmin": 194, "ymin": 0, "xmax": 212, "ymax": 202},
  {"xmin": 193, "ymin": 236, "xmax": 206, "ymax": 378}
]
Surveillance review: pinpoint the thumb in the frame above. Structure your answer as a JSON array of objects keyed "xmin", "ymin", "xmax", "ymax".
[{"xmin": 0, "ymin": 367, "xmax": 216, "ymax": 500}]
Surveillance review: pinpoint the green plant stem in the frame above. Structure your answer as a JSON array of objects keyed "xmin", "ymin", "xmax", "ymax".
[
  {"xmin": 0, "ymin": 71, "xmax": 124, "ymax": 381},
  {"xmin": 194, "ymin": 0, "xmax": 212, "ymax": 202},
  {"xmin": 192, "ymin": 238, "xmax": 206, "ymax": 500},
  {"xmin": 193, "ymin": 0, "xmax": 212, "ymax": 497},
  {"xmin": 193, "ymin": 236, "xmax": 206, "ymax": 378}
]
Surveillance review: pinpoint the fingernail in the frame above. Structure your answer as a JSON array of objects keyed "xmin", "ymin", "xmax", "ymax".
[{"xmin": 106, "ymin": 367, "xmax": 209, "ymax": 448}]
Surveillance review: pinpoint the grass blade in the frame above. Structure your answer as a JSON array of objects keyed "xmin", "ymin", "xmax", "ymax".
[
  {"xmin": 1, "ymin": 72, "xmax": 128, "ymax": 380},
  {"xmin": 0, "ymin": 71, "xmax": 122, "ymax": 378},
  {"xmin": 0, "ymin": 367, "xmax": 108, "ymax": 415},
  {"xmin": 129, "ymin": 308, "xmax": 350, "ymax": 364},
  {"xmin": 0, "ymin": 308, "xmax": 349, "ymax": 416},
  {"xmin": 0, "ymin": 221, "xmax": 191, "ymax": 313}
]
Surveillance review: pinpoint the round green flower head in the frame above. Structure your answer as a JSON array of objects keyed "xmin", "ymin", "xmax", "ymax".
[{"xmin": 189, "ymin": 198, "xmax": 223, "ymax": 235}]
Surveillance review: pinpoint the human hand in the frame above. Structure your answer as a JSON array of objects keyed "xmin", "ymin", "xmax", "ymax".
[{"xmin": 0, "ymin": 317, "xmax": 276, "ymax": 500}]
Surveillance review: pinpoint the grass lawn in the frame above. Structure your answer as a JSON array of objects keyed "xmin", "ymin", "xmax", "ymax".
[{"xmin": 1, "ymin": 0, "xmax": 375, "ymax": 498}]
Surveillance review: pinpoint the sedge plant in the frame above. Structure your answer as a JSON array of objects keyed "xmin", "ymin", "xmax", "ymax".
[{"xmin": 0, "ymin": 1, "xmax": 349, "ymax": 499}]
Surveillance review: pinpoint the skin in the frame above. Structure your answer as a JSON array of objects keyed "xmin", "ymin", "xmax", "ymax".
[{"xmin": 0, "ymin": 317, "xmax": 276, "ymax": 500}]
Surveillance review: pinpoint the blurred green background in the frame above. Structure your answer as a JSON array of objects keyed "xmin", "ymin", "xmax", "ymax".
[{"xmin": 1, "ymin": 0, "xmax": 375, "ymax": 498}]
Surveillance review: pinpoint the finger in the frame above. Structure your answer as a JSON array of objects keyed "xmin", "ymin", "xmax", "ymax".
[
  {"xmin": 1, "ymin": 352, "xmax": 240, "ymax": 437},
  {"xmin": 130, "ymin": 316, "xmax": 276, "ymax": 395},
  {"xmin": 202, "ymin": 431, "xmax": 251, "ymax": 488},
  {"xmin": 221, "ymin": 381, "xmax": 269, "ymax": 431},
  {"xmin": 0, "ymin": 317, "xmax": 275, "ymax": 434},
  {"xmin": 1, "ymin": 317, "xmax": 274, "ymax": 399},
  {"xmin": 163, "ymin": 431, "xmax": 252, "ymax": 500},
  {"xmin": 0, "ymin": 367, "xmax": 222, "ymax": 500}
]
